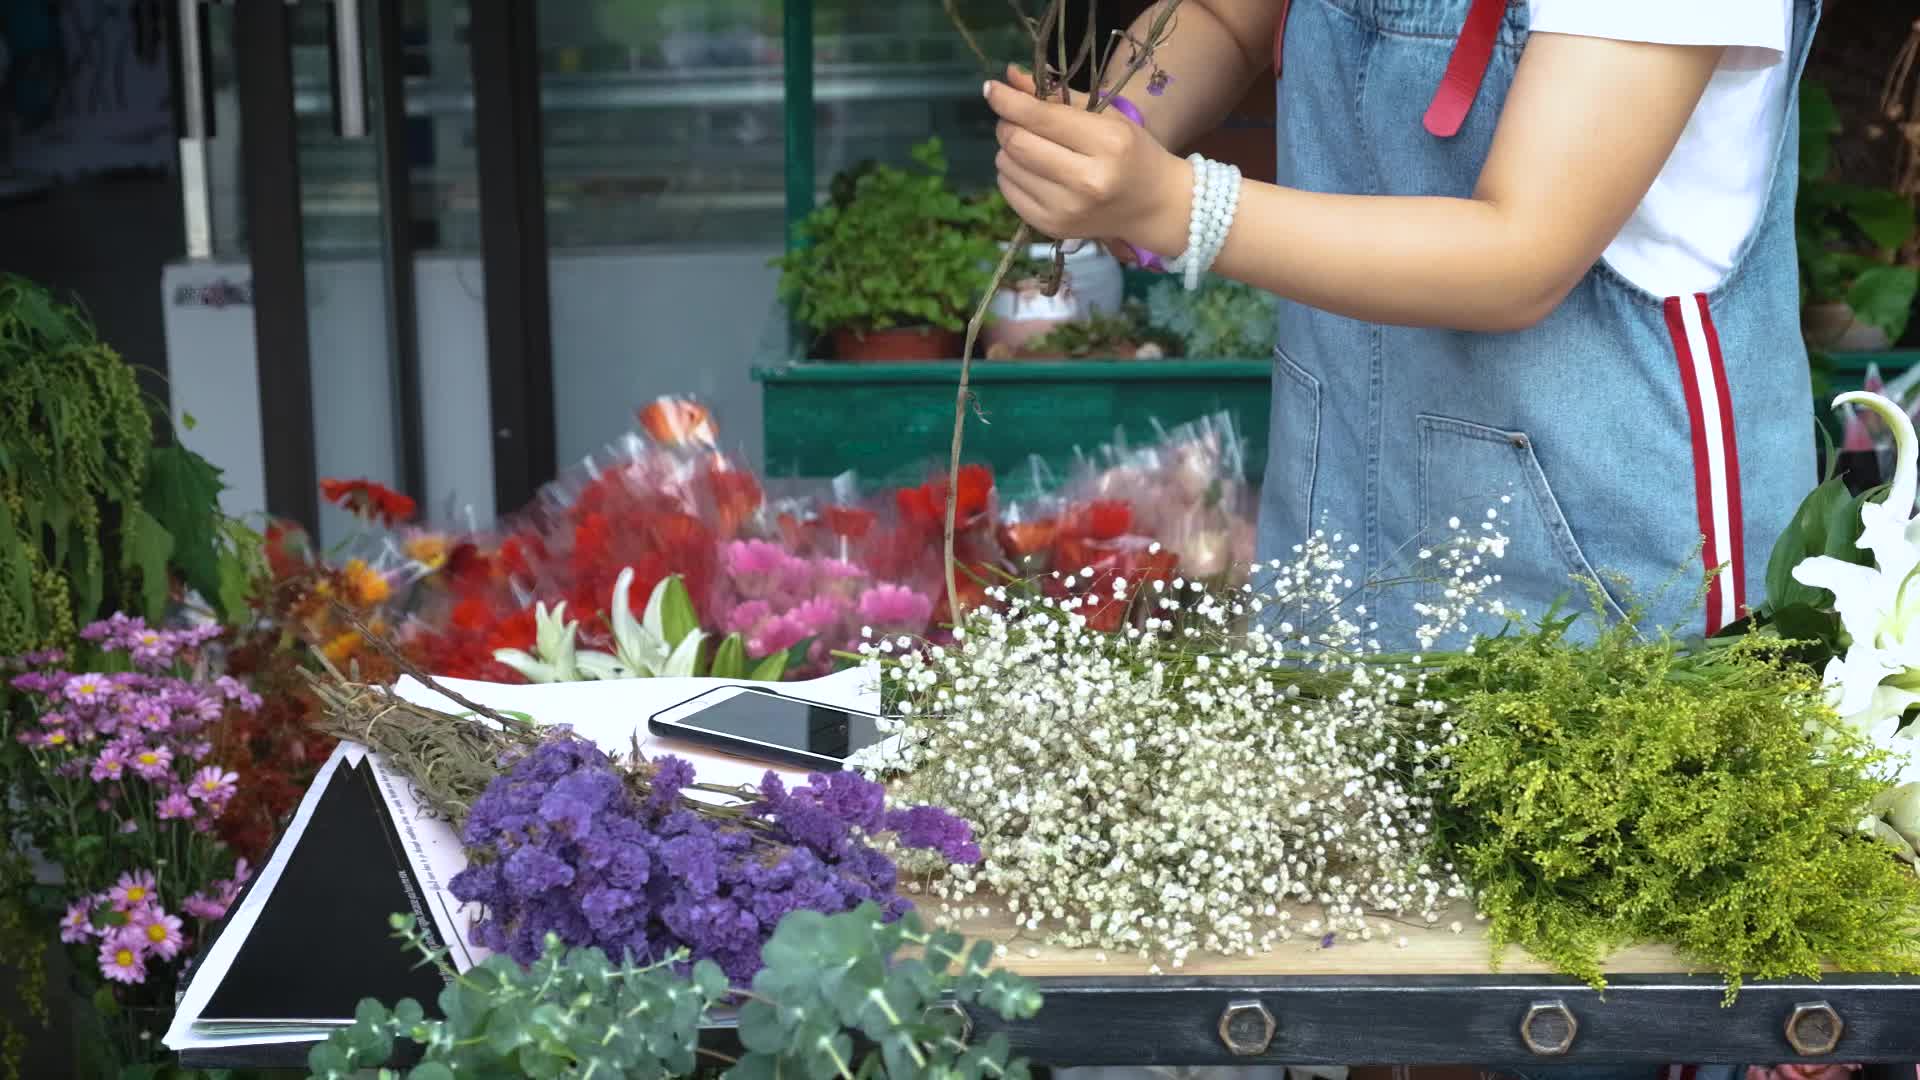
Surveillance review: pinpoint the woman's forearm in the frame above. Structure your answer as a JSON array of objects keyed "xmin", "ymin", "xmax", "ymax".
[
  {"xmin": 1094, "ymin": 0, "xmax": 1270, "ymax": 155},
  {"xmin": 1130, "ymin": 182, "xmax": 1570, "ymax": 333},
  {"xmin": 1115, "ymin": 34, "xmax": 1727, "ymax": 333}
]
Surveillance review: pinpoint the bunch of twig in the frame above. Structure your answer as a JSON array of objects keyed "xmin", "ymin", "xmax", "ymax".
[
  {"xmin": 308, "ymin": 606, "xmax": 766, "ymax": 831},
  {"xmin": 938, "ymin": 0, "xmax": 1184, "ymax": 619}
]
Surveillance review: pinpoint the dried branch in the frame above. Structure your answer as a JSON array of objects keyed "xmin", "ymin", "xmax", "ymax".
[
  {"xmin": 944, "ymin": 0, "xmax": 993, "ymax": 71},
  {"xmin": 943, "ymin": 225, "xmax": 1030, "ymax": 620},
  {"xmin": 938, "ymin": 0, "xmax": 1185, "ymax": 621},
  {"xmin": 326, "ymin": 601, "xmax": 532, "ymax": 734}
]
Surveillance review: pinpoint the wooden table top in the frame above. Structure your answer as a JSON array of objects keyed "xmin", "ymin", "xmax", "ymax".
[{"xmin": 937, "ymin": 900, "xmax": 1705, "ymax": 981}]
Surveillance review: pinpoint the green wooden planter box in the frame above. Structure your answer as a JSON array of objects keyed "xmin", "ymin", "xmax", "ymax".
[
  {"xmin": 1818, "ymin": 349, "xmax": 1920, "ymax": 441},
  {"xmin": 755, "ymin": 359, "xmax": 1273, "ymax": 498},
  {"xmin": 1823, "ymin": 349, "xmax": 1920, "ymax": 395}
]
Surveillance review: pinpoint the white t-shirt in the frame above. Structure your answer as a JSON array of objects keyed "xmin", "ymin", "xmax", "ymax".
[{"xmin": 1526, "ymin": 0, "xmax": 1794, "ymax": 298}]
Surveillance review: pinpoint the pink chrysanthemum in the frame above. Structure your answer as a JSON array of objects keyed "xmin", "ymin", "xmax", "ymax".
[
  {"xmin": 156, "ymin": 791, "xmax": 196, "ymax": 820},
  {"xmin": 109, "ymin": 870, "xmax": 158, "ymax": 911},
  {"xmin": 181, "ymin": 892, "xmax": 227, "ymax": 921},
  {"xmin": 33, "ymin": 729, "xmax": 73, "ymax": 750},
  {"xmin": 62, "ymin": 674, "xmax": 114, "ymax": 704},
  {"xmin": 98, "ymin": 937, "xmax": 147, "ymax": 985},
  {"xmin": 131, "ymin": 908, "xmax": 187, "ymax": 961},
  {"xmin": 129, "ymin": 745, "xmax": 174, "ymax": 781},
  {"xmin": 59, "ymin": 901, "xmax": 95, "ymax": 943},
  {"xmin": 187, "ymin": 766, "xmax": 238, "ymax": 803},
  {"xmin": 89, "ymin": 746, "xmax": 127, "ymax": 782}
]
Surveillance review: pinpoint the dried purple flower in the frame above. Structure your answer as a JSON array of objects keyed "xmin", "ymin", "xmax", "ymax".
[{"xmin": 449, "ymin": 734, "xmax": 976, "ymax": 980}]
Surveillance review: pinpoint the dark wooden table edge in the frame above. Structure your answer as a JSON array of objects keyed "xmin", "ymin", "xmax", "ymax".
[{"xmin": 179, "ymin": 972, "xmax": 1920, "ymax": 1072}]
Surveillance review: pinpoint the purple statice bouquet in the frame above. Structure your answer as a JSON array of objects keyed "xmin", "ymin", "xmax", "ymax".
[
  {"xmin": 713, "ymin": 540, "xmax": 935, "ymax": 676},
  {"xmin": 446, "ymin": 735, "xmax": 978, "ymax": 981},
  {"xmin": 3, "ymin": 614, "xmax": 258, "ymax": 993}
]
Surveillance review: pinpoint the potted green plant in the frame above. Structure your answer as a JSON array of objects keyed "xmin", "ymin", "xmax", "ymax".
[
  {"xmin": 1146, "ymin": 274, "xmax": 1279, "ymax": 358},
  {"xmin": 986, "ymin": 303, "xmax": 1180, "ymax": 360},
  {"xmin": 775, "ymin": 139, "xmax": 1000, "ymax": 362},
  {"xmin": 1799, "ymin": 81, "xmax": 1919, "ymax": 352}
]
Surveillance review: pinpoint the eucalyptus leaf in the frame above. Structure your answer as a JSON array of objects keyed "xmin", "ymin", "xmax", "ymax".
[{"xmin": 314, "ymin": 904, "xmax": 1039, "ymax": 1080}]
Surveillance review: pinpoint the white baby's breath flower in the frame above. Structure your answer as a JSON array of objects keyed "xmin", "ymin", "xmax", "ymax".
[{"xmin": 861, "ymin": 521, "xmax": 1502, "ymax": 963}]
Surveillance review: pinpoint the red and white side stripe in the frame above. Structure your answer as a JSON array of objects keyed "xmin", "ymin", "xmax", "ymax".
[{"xmin": 1664, "ymin": 293, "xmax": 1747, "ymax": 636}]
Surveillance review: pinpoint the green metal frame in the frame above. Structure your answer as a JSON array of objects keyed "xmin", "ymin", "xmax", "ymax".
[{"xmin": 782, "ymin": 0, "xmax": 815, "ymax": 250}]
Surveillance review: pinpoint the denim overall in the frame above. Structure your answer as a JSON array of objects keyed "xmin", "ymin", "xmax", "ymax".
[
  {"xmin": 1260, "ymin": 0, "xmax": 1820, "ymax": 646},
  {"xmin": 1063, "ymin": 5, "xmax": 1815, "ymax": 1078}
]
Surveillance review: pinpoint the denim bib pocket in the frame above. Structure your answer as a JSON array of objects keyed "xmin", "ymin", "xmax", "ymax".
[
  {"xmin": 1265, "ymin": 346, "xmax": 1323, "ymax": 543},
  {"xmin": 1416, "ymin": 413, "xmax": 1628, "ymax": 627}
]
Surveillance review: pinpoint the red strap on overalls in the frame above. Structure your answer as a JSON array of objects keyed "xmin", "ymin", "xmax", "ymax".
[
  {"xmin": 1274, "ymin": 0, "xmax": 1508, "ymax": 139},
  {"xmin": 1421, "ymin": 0, "xmax": 1509, "ymax": 136}
]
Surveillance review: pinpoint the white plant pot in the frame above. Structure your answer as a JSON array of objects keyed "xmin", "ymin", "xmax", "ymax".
[
  {"xmin": 984, "ymin": 274, "xmax": 1087, "ymax": 353},
  {"xmin": 995, "ymin": 240, "xmax": 1126, "ymax": 314},
  {"xmin": 1059, "ymin": 240, "xmax": 1124, "ymax": 316}
]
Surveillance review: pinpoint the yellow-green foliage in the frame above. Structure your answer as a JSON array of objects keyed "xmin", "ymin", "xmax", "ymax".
[
  {"xmin": 1434, "ymin": 622, "xmax": 1920, "ymax": 999},
  {"xmin": 0, "ymin": 276, "xmax": 171, "ymax": 653}
]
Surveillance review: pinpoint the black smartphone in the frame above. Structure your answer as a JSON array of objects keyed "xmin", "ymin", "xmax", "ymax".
[{"xmin": 646, "ymin": 685, "xmax": 893, "ymax": 772}]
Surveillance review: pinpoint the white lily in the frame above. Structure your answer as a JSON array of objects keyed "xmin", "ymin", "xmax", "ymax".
[
  {"xmin": 493, "ymin": 601, "xmax": 582, "ymax": 683},
  {"xmin": 578, "ymin": 567, "xmax": 707, "ymax": 679},
  {"xmin": 1863, "ymin": 782, "xmax": 1920, "ymax": 869},
  {"xmin": 1792, "ymin": 391, "xmax": 1920, "ymax": 775}
]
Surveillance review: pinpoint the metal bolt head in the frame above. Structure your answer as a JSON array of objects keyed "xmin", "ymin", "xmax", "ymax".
[
  {"xmin": 1521, "ymin": 1000, "xmax": 1578, "ymax": 1056},
  {"xmin": 1786, "ymin": 1001, "xmax": 1844, "ymax": 1057},
  {"xmin": 923, "ymin": 1001, "xmax": 972, "ymax": 1044},
  {"xmin": 1217, "ymin": 998, "xmax": 1277, "ymax": 1057}
]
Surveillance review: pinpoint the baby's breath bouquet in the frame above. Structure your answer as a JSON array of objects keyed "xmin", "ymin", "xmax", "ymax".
[{"xmin": 858, "ymin": 517, "xmax": 1512, "ymax": 967}]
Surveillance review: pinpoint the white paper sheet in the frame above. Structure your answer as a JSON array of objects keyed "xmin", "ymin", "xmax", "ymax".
[
  {"xmin": 164, "ymin": 742, "xmax": 363, "ymax": 1051},
  {"xmin": 164, "ymin": 668, "xmax": 880, "ymax": 1053}
]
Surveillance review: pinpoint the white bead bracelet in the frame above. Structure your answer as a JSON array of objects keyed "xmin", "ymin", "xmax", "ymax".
[{"xmin": 1166, "ymin": 154, "xmax": 1242, "ymax": 290}]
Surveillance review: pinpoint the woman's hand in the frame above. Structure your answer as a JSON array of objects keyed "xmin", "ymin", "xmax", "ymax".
[{"xmin": 983, "ymin": 75, "xmax": 1193, "ymax": 258}]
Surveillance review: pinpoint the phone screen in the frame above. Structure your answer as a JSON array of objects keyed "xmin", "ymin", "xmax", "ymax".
[{"xmin": 671, "ymin": 689, "xmax": 889, "ymax": 761}]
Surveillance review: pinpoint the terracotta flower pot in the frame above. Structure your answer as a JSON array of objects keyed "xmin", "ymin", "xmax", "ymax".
[{"xmin": 830, "ymin": 325, "xmax": 962, "ymax": 363}]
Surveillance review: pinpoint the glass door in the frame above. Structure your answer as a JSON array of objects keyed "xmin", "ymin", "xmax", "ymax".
[
  {"xmin": 172, "ymin": 0, "xmax": 484, "ymax": 540},
  {"xmin": 286, "ymin": 0, "xmax": 421, "ymax": 545}
]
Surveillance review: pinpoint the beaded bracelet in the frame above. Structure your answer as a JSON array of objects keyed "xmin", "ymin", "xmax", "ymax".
[
  {"xmin": 1105, "ymin": 95, "xmax": 1241, "ymax": 286},
  {"xmin": 1166, "ymin": 155, "xmax": 1241, "ymax": 290}
]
